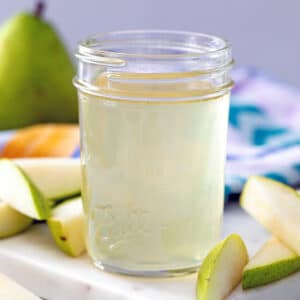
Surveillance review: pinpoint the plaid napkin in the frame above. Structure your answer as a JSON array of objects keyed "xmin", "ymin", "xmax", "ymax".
[{"xmin": 227, "ymin": 67, "xmax": 300, "ymax": 197}]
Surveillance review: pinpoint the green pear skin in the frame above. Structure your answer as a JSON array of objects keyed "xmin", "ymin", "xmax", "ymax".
[
  {"xmin": 243, "ymin": 237, "xmax": 300, "ymax": 289},
  {"xmin": 0, "ymin": 12, "xmax": 77, "ymax": 129},
  {"xmin": 197, "ymin": 234, "xmax": 249, "ymax": 300}
]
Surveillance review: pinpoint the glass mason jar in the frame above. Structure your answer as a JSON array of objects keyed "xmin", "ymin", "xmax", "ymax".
[{"xmin": 73, "ymin": 30, "xmax": 233, "ymax": 276}]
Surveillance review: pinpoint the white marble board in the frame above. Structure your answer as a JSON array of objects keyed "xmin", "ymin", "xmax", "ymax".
[{"xmin": 0, "ymin": 203, "xmax": 299, "ymax": 300}]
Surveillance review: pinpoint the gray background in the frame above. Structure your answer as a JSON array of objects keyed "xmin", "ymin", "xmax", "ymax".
[{"xmin": 1, "ymin": 0, "xmax": 298, "ymax": 85}]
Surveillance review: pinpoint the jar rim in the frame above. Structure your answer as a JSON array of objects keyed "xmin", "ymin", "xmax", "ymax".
[
  {"xmin": 74, "ymin": 30, "xmax": 233, "ymax": 102},
  {"xmin": 77, "ymin": 29, "xmax": 231, "ymax": 61}
]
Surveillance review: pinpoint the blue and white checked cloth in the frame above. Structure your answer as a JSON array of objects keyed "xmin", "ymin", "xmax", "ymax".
[{"xmin": 227, "ymin": 67, "xmax": 300, "ymax": 197}]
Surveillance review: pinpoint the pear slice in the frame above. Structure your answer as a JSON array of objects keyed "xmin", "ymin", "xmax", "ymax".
[
  {"xmin": 243, "ymin": 237, "xmax": 300, "ymax": 289},
  {"xmin": 196, "ymin": 234, "xmax": 249, "ymax": 300},
  {"xmin": 240, "ymin": 176, "xmax": 300, "ymax": 254},
  {"xmin": 0, "ymin": 159, "xmax": 49, "ymax": 220},
  {"xmin": 0, "ymin": 273, "xmax": 40, "ymax": 299},
  {"xmin": 14, "ymin": 158, "xmax": 81, "ymax": 202},
  {"xmin": 0, "ymin": 200, "xmax": 32, "ymax": 238},
  {"xmin": 47, "ymin": 197, "xmax": 85, "ymax": 257}
]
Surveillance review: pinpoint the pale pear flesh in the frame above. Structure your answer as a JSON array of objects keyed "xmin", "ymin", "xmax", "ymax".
[
  {"xmin": 240, "ymin": 176, "xmax": 300, "ymax": 255},
  {"xmin": 47, "ymin": 197, "xmax": 85, "ymax": 257},
  {"xmin": 14, "ymin": 158, "xmax": 81, "ymax": 201},
  {"xmin": 197, "ymin": 234, "xmax": 249, "ymax": 300},
  {"xmin": 0, "ymin": 200, "xmax": 32, "ymax": 238}
]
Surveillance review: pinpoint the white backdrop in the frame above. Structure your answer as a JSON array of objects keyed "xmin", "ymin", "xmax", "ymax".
[{"xmin": 1, "ymin": 0, "xmax": 299, "ymax": 85}]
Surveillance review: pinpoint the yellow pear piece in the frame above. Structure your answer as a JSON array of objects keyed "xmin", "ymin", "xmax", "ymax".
[
  {"xmin": 196, "ymin": 234, "xmax": 248, "ymax": 300},
  {"xmin": 240, "ymin": 176, "xmax": 300, "ymax": 254},
  {"xmin": 47, "ymin": 197, "xmax": 85, "ymax": 257},
  {"xmin": 15, "ymin": 158, "xmax": 81, "ymax": 202},
  {"xmin": 0, "ymin": 200, "xmax": 32, "ymax": 238}
]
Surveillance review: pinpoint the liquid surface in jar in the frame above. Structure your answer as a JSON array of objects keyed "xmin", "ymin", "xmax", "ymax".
[{"xmin": 80, "ymin": 72, "xmax": 229, "ymax": 273}]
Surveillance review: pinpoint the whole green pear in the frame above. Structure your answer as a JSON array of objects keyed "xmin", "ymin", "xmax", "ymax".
[{"xmin": 0, "ymin": 4, "xmax": 78, "ymax": 129}]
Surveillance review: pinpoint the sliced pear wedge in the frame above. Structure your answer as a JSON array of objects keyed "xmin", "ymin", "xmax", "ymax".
[
  {"xmin": 14, "ymin": 158, "xmax": 81, "ymax": 202},
  {"xmin": 0, "ymin": 159, "xmax": 49, "ymax": 220},
  {"xmin": 47, "ymin": 197, "xmax": 85, "ymax": 257},
  {"xmin": 196, "ymin": 234, "xmax": 249, "ymax": 300},
  {"xmin": 240, "ymin": 176, "xmax": 300, "ymax": 254},
  {"xmin": 0, "ymin": 200, "xmax": 32, "ymax": 238},
  {"xmin": 243, "ymin": 237, "xmax": 300, "ymax": 289},
  {"xmin": 0, "ymin": 273, "xmax": 40, "ymax": 299}
]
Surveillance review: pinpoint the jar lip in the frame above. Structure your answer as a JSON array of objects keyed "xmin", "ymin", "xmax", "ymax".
[{"xmin": 77, "ymin": 29, "xmax": 231, "ymax": 60}]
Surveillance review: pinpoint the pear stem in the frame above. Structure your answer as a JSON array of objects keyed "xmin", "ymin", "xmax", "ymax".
[{"xmin": 34, "ymin": 1, "xmax": 45, "ymax": 18}]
